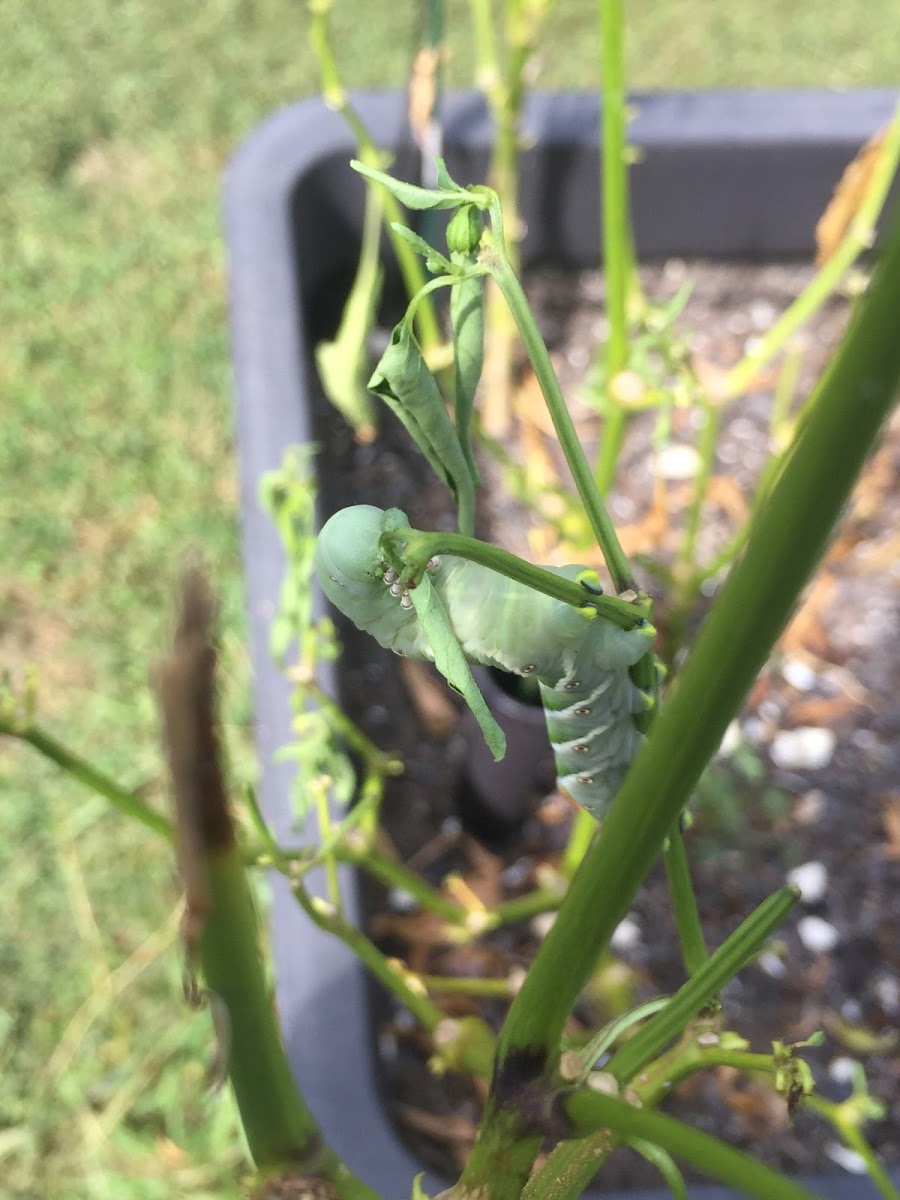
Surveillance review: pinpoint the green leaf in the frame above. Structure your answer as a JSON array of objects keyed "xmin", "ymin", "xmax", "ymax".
[
  {"xmin": 409, "ymin": 573, "xmax": 506, "ymax": 761},
  {"xmin": 390, "ymin": 224, "xmax": 455, "ymax": 275},
  {"xmin": 351, "ymin": 159, "xmax": 470, "ymax": 210},
  {"xmin": 368, "ymin": 321, "xmax": 476, "ymax": 534},
  {"xmin": 450, "ymin": 273, "xmax": 484, "ymax": 488},
  {"xmin": 314, "ymin": 184, "xmax": 383, "ymax": 438},
  {"xmin": 410, "ymin": 1173, "xmax": 431, "ymax": 1200},
  {"xmin": 435, "ymin": 156, "xmax": 461, "ymax": 191}
]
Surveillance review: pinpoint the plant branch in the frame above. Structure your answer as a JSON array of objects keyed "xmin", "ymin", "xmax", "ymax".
[
  {"xmin": 0, "ymin": 715, "xmax": 173, "ymax": 842},
  {"xmin": 561, "ymin": 1090, "xmax": 824, "ymax": 1200}
]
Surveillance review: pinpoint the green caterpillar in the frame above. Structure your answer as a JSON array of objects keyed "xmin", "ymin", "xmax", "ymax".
[{"xmin": 315, "ymin": 505, "xmax": 655, "ymax": 817}]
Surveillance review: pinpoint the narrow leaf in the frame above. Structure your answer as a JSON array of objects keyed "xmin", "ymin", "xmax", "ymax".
[
  {"xmin": 391, "ymin": 224, "xmax": 455, "ymax": 274},
  {"xmin": 368, "ymin": 321, "xmax": 475, "ymax": 533},
  {"xmin": 351, "ymin": 159, "xmax": 469, "ymax": 210},
  {"xmin": 409, "ymin": 574, "xmax": 506, "ymax": 761}
]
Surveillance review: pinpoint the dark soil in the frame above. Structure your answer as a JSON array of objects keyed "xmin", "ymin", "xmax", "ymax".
[{"xmin": 314, "ymin": 261, "xmax": 900, "ymax": 1191}]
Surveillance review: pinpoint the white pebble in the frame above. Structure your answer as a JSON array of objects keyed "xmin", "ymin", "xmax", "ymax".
[
  {"xmin": 841, "ymin": 998, "xmax": 863, "ymax": 1023},
  {"xmin": 757, "ymin": 951, "xmax": 787, "ymax": 979},
  {"xmin": 873, "ymin": 974, "xmax": 900, "ymax": 1015},
  {"xmin": 750, "ymin": 299, "xmax": 778, "ymax": 330},
  {"xmin": 440, "ymin": 815, "xmax": 462, "ymax": 838},
  {"xmin": 717, "ymin": 721, "xmax": 742, "ymax": 758},
  {"xmin": 782, "ymin": 659, "xmax": 818, "ymax": 691},
  {"xmin": 743, "ymin": 717, "xmax": 768, "ymax": 744},
  {"xmin": 502, "ymin": 860, "xmax": 532, "ymax": 889},
  {"xmin": 377, "ymin": 1030, "xmax": 399, "ymax": 1061},
  {"xmin": 770, "ymin": 727, "xmax": 836, "ymax": 771},
  {"xmin": 828, "ymin": 1057, "xmax": 857, "ymax": 1085},
  {"xmin": 825, "ymin": 1143, "xmax": 867, "ymax": 1175},
  {"xmin": 798, "ymin": 915, "xmax": 840, "ymax": 954},
  {"xmin": 531, "ymin": 912, "xmax": 557, "ymax": 939},
  {"xmin": 655, "ymin": 444, "xmax": 700, "ymax": 481},
  {"xmin": 611, "ymin": 495, "xmax": 636, "ymax": 520},
  {"xmin": 610, "ymin": 915, "xmax": 642, "ymax": 952},
  {"xmin": 794, "ymin": 790, "xmax": 827, "ymax": 824},
  {"xmin": 786, "ymin": 861, "xmax": 828, "ymax": 904},
  {"xmin": 387, "ymin": 887, "xmax": 419, "ymax": 913}
]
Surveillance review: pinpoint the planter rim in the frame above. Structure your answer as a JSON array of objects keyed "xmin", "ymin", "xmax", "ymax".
[{"xmin": 225, "ymin": 89, "xmax": 900, "ymax": 1199}]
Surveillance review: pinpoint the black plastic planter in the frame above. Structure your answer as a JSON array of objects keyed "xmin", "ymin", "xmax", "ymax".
[{"xmin": 225, "ymin": 91, "xmax": 900, "ymax": 1199}]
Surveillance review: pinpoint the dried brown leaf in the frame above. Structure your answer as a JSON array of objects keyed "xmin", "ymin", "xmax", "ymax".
[{"xmin": 815, "ymin": 125, "xmax": 889, "ymax": 266}]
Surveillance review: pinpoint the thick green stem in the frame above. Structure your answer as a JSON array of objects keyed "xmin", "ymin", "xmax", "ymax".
[
  {"xmin": 199, "ymin": 849, "xmax": 335, "ymax": 1172},
  {"xmin": 156, "ymin": 569, "xmax": 373, "ymax": 1193}
]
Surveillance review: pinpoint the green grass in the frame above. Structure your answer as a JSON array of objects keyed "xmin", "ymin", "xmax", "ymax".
[{"xmin": 1, "ymin": 2, "xmax": 895, "ymax": 1196}]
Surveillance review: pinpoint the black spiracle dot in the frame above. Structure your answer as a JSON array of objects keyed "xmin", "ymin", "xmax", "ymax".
[
  {"xmin": 577, "ymin": 775, "xmax": 594, "ymax": 785},
  {"xmin": 565, "ymin": 681, "xmax": 581, "ymax": 690},
  {"xmin": 523, "ymin": 665, "xmax": 536, "ymax": 674},
  {"xmin": 574, "ymin": 744, "xmax": 590, "ymax": 753},
  {"xmin": 574, "ymin": 707, "xmax": 591, "ymax": 715}
]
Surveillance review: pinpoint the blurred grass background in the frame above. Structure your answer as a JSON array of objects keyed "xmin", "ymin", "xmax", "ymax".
[{"xmin": 1, "ymin": 2, "xmax": 895, "ymax": 1196}]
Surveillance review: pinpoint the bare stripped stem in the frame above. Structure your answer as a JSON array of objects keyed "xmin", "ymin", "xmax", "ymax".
[{"xmin": 308, "ymin": 0, "xmax": 442, "ymax": 355}]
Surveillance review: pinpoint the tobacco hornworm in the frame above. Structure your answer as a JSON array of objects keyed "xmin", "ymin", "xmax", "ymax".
[{"xmin": 315, "ymin": 505, "xmax": 655, "ymax": 818}]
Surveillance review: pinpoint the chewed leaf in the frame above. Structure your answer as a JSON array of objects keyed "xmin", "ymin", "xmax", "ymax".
[
  {"xmin": 368, "ymin": 322, "xmax": 476, "ymax": 532},
  {"xmin": 409, "ymin": 575, "xmax": 506, "ymax": 761},
  {"xmin": 351, "ymin": 159, "xmax": 470, "ymax": 210},
  {"xmin": 391, "ymin": 225, "xmax": 455, "ymax": 275}
]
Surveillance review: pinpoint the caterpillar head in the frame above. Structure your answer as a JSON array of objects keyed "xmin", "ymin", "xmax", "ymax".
[{"xmin": 314, "ymin": 505, "xmax": 391, "ymax": 612}]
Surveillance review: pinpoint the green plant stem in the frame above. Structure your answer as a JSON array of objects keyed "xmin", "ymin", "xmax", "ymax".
[
  {"xmin": 805, "ymin": 1095, "xmax": 900, "ymax": 1200},
  {"xmin": 487, "ymin": 883, "xmax": 565, "ymax": 929},
  {"xmin": 661, "ymin": 822, "xmax": 707, "ymax": 975},
  {"xmin": 483, "ymin": 239, "xmax": 636, "ymax": 594},
  {"xmin": 562, "ymin": 1091, "xmax": 823, "ymax": 1200},
  {"xmin": 467, "ymin": 0, "xmax": 545, "ymax": 436},
  {"xmin": 291, "ymin": 880, "xmax": 495, "ymax": 1079},
  {"xmin": 313, "ymin": 781, "xmax": 342, "ymax": 912},
  {"xmin": 607, "ymin": 885, "xmax": 798, "ymax": 1084},
  {"xmin": 630, "ymin": 1141, "xmax": 688, "ymax": 1199},
  {"xmin": 676, "ymin": 398, "xmax": 722, "ymax": 582},
  {"xmin": 304, "ymin": 680, "xmax": 403, "ymax": 776},
  {"xmin": 594, "ymin": 0, "xmax": 634, "ymax": 496},
  {"xmin": 307, "ymin": 0, "xmax": 441, "ymax": 355},
  {"xmin": 339, "ymin": 843, "xmax": 471, "ymax": 924},
  {"xmin": 199, "ymin": 850, "xmax": 344, "ymax": 1175},
  {"xmin": 722, "ymin": 98, "xmax": 900, "ymax": 402},
  {"xmin": 1, "ymin": 717, "xmax": 173, "ymax": 842},
  {"xmin": 425, "ymin": 974, "xmax": 518, "ymax": 997},
  {"xmin": 387, "ymin": 526, "xmax": 647, "ymax": 628}
]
